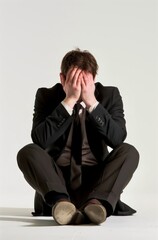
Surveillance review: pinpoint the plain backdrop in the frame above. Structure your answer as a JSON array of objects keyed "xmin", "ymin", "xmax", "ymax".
[{"xmin": 0, "ymin": 0, "xmax": 157, "ymax": 209}]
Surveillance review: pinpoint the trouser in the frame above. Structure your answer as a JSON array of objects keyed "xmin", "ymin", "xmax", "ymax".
[{"xmin": 17, "ymin": 143, "xmax": 139, "ymax": 216}]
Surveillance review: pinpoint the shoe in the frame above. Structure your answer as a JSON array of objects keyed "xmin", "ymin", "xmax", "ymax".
[
  {"xmin": 84, "ymin": 201, "xmax": 107, "ymax": 224},
  {"xmin": 70, "ymin": 210, "xmax": 86, "ymax": 225},
  {"xmin": 52, "ymin": 201, "xmax": 76, "ymax": 225}
]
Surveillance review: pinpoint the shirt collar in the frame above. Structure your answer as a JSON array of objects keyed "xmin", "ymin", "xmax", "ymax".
[{"xmin": 80, "ymin": 101, "xmax": 86, "ymax": 109}]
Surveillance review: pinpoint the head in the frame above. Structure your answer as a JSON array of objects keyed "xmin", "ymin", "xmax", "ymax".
[{"xmin": 60, "ymin": 48, "xmax": 98, "ymax": 80}]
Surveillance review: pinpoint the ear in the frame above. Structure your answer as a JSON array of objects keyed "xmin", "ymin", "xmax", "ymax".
[{"xmin": 60, "ymin": 73, "xmax": 65, "ymax": 87}]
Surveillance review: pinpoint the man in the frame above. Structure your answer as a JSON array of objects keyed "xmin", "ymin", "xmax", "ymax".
[{"xmin": 17, "ymin": 49, "xmax": 139, "ymax": 225}]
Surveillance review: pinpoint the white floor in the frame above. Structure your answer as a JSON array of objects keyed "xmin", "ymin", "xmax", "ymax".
[{"xmin": 0, "ymin": 197, "xmax": 158, "ymax": 240}]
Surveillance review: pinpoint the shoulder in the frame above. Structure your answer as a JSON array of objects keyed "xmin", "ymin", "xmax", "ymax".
[
  {"xmin": 95, "ymin": 82, "xmax": 118, "ymax": 91},
  {"xmin": 95, "ymin": 82, "xmax": 121, "ymax": 100},
  {"xmin": 36, "ymin": 83, "xmax": 63, "ymax": 96},
  {"xmin": 35, "ymin": 83, "xmax": 65, "ymax": 101}
]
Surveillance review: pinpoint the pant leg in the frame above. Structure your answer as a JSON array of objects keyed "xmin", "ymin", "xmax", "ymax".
[
  {"xmin": 82, "ymin": 143, "xmax": 139, "ymax": 215},
  {"xmin": 17, "ymin": 143, "xmax": 69, "ymax": 204}
]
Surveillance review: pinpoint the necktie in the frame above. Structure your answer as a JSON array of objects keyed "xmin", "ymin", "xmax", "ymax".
[{"xmin": 70, "ymin": 103, "xmax": 82, "ymax": 190}]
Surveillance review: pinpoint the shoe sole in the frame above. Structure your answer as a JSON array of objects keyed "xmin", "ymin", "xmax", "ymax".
[
  {"xmin": 52, "ymin": 201, "xmax": 76, "ymax": 225},
  {"xmin": 84, "ymin": 204, "xmax": 107, "ymax": 224}
]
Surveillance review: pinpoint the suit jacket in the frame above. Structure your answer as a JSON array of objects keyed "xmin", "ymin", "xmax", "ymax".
[
  {"xmin": 31, "ymin": 82, "xmax": 136, "ymax": 216},
  {"xmin": 31, "ymin": 82, "xmax": 127, "ymax": 160}
]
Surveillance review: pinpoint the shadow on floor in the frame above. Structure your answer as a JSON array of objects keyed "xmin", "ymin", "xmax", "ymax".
[{"xmin": 0, "ymin": 207, "xmax": 57, "ymax": 227}]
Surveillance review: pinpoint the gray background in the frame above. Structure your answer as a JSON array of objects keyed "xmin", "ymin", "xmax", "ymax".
[{"xmin": 0, "ymin": 0, "xmax": 157, "ymax": 208}]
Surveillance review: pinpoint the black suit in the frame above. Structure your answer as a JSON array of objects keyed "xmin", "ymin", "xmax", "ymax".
[
  {"xmin": 31, "ymin": 82, "xmax": 126, "ymax": 160},
  {"xmin": 17, "ymin": 82, "xmax": 139, "ymax": 217}
]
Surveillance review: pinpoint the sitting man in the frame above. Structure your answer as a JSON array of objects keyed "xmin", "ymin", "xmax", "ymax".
[{"xmin": 17, "ymin": 48, "xmax": 139, "ymax": 225}]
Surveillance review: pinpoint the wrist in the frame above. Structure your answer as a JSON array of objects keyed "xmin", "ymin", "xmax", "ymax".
[
  {"xmin": 63, "ymin": 97, "xmax": 77, "ymax": 108},
  {"xmin": 85, "ymin": 98, "xmax": 97, "ymax": 109},
  {"xmin": 87, "ymin": 101, "xmax": 99, "ymax": 112}
]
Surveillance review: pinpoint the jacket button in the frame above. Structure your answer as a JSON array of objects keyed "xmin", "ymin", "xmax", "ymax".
[{"xmin": 101, "ymin": 121, "xmax": 104, "ymax": 126}]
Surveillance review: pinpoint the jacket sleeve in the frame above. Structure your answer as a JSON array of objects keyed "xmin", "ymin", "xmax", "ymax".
[
  {"xmin": 31, "ymin": 89, "xmax": 73, "ymax": 149},
  {"xmin": 88, "ymin": 87, "xmax": 127, "ymax": 148}
]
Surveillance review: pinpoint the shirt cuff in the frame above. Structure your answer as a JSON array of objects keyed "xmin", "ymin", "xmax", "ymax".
[
  {"xmin": 61, "ymin": 101, "xmax": 73, "ymax": 115},
  {"xmin": 87, "ymin": 101, "xmax": 99, "ymax": 113}
]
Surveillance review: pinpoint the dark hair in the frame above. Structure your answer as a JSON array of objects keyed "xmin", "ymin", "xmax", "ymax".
[{"xmin": 60, "ymin": 48, "xmax": 98, "ymax": 78}]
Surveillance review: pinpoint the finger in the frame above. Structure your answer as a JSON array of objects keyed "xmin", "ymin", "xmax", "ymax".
[
  {"xmin": 76, "ymin": 71, "xmax": 83, "ymax": 86},
  {"xmin": 82, "ymin": 71, "xmax": 88, "ymax": 78},
  {"xmin": 83, "ymin": 71, "xmax": 94, "ymax": 85},
  {"xmin": 82, "ymin": 72, "xmax": 88, "ymax": 85},
  {"xmin": 66, "ymin": 67, "xmax": 78, "ymax": 83},
  {"xmin": 65, "ymin": 66, "xmax": 73, "ymax": 80},
  {"xmin": 73, "ymin": 68, "xmax": 82, "ymax": 85},
  {"xmin": 81, "ymin": 77, "xmax": 86, "ymax": 89}
]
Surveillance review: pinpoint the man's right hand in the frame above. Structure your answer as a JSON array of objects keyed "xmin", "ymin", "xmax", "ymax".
[{"xmin": 60, "ymin": 67, "xmax": 83, "ymax": 108}]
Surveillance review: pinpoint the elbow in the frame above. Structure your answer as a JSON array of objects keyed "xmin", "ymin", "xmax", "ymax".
[
  {"xmin": 31, "ymin": 129, "xmax": 39, "ymax": 145},
  {"xmin": 31, "ymin": 129, "xmax": 46, "ymax": 149},
  {"xmin": 111, "ymin": 128, "xmax": 127, "ymax": 148},
  {"xmin": 122, "ymin": 128, "xmax": 127, "ymax": 142}
]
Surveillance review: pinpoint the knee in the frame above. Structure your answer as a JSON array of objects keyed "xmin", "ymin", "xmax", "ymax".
[
  {"xmin": 120, "ymin": 143, "xmax": 140, "ymax": 168},
  {"xmin": 17, "ymin": 143, "xmax": 38, "ymax": 170}
]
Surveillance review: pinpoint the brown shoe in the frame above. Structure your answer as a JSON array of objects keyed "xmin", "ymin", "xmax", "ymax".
[
  {"xmin": 52, "ymin": 201, "xmax": 76, "ymax": 225},
  {"xmin": 70, "ymin": 210, "xmax": 86, "ymax": 225},
  {"xmin": 84, "ymin": 200, "xmax": 107, "ymax": 224}
]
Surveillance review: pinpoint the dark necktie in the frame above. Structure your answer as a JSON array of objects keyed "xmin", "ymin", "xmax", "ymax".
[{"xmin": 70, "ymin": 103, "xmax": 82, "ymax": 190}]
